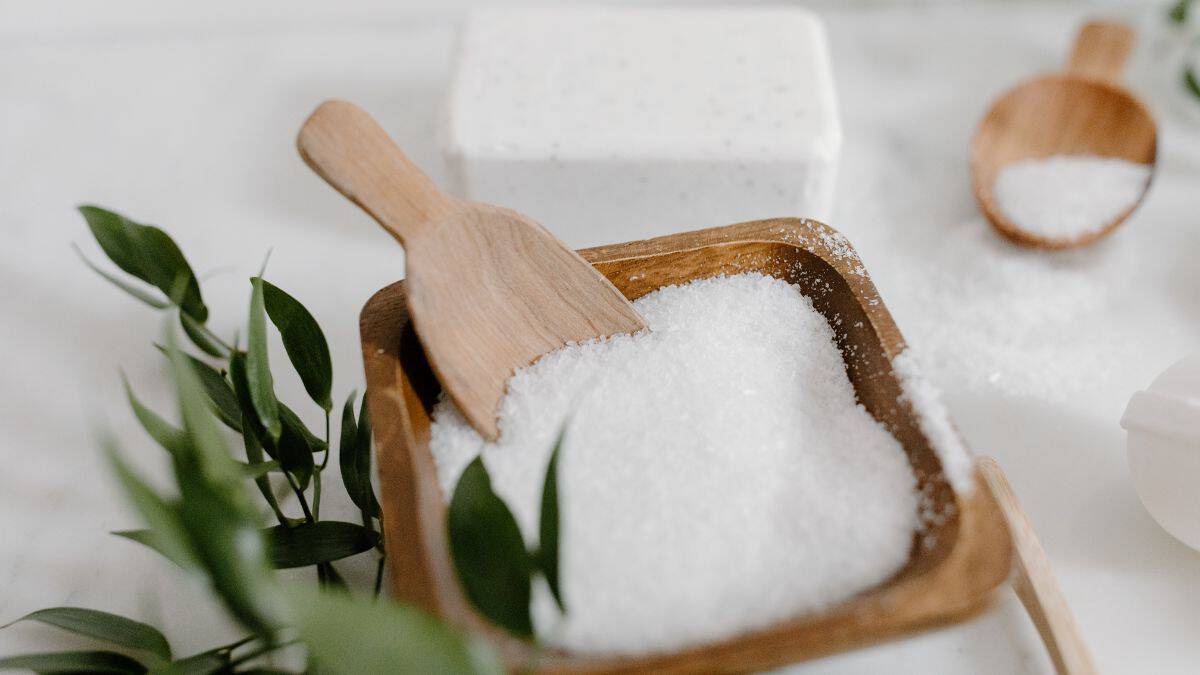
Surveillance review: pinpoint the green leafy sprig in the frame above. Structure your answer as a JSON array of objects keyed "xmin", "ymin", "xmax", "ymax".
[
  {"xmin": 79, "ymin": 205, "xmax": 374, "ymax": 588},
  {"xmin": 1169, "ymin": 0, "xmax": 1200, "ymax": 103},
  {"xmin": 1170, "ymin": 0, "xmax": 1192, "ymax": 25},
  {"xmin": 0, "ymin": 206, "xmax": 512, "ymax": 673}
]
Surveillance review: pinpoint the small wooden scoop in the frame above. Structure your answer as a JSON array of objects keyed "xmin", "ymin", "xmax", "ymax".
[
  {"xmin": 979, "ymin": 457, "xmax": 1096, "ymax": 675},
  {"xmin": 298, "ymin": 100, "xmax": 646, "ymax": 440},
  {"xmin": 971, "ymin": 20, "xmax": 1157, "ymax": 250}
]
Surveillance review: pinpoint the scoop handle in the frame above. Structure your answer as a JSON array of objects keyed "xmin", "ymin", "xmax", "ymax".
[
  {"xmin": 1066, "ymin": 20, "xmax": 1134, "ymax": 84},
  {"xmin": 297, "ymin": 99, "xmax": 459, "ymax": 247},
  {"xmin": 979, "ymin": 457, "xmax": 1097, "ymax": 675}
]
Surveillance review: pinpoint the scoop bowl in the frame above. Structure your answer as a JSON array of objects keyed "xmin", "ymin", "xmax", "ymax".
[{"xmin": 971, "ymin": 21, "xmax": 1157, "ymax": 250}]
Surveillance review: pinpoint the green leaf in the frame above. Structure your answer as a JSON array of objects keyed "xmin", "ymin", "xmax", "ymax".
[
  {"xmin": 112, "ymin": 327, "xmax": 281, "ymax": 639},
  {"xmin": 228, "ymin": 352, "xmax": 264, "ymax": 439},
  {"xmin": 1169, "ymin": 0, "xmax": 1191, "ymax": 24},
  {"xmin": 447, "ymin": 457, "xmax": 534, "ymax": 638},
  {"xmin": 227, "ymin": 351, "xmax": 314, "ymax": 486},
  {"xmin": 74, "ymin": 244, "xmax": 170, "ymax": 309},
  {"xmin": 357, "ymin": 395, "xmax": 380, "ymax": 516},
  {"xmin": 261, "ymin": 280, "xmax": 333, "ymax": 411},
  {"xmin": 158, "ymin": 647, "xmax": 229, "ymax": 675},
  {"xmin": 179, "ymin": 312, "xmax": 227, "ymax": 359},
  {"xmin": 265, "ymin": 521, "xmax": 380, "ymax": 569},
  {"xmin": 337, "ymin": 393, "xmax": 360, "ymax": 507},
  {"xmin": 106, "ymin": 442, "xmax": 196, "ymax": 570},
  {"xmin": 2, "ymin": 607, "xmax": 171, "ymax": 662},
  {"xmin": 78, "ymin": 205, "xmax": 207, "ymax": 322},
  {"xmin": 241, "ymin": 460, "xmax": 280, "ymax": 478},
  {"xmin": 121, "ymin": 374, "xmax": 186, "ymax": 455},
  {"xmin": 182, "ymin": 352, "xmax": 242, "ymax": 433},
  {"xmin": 164, "ymin": 323, "xmax": 238, "ymax": 488},
  {"xmin": 239, "ymin": 413, "xmax": 284, "ymax": 522},
  {"xmin": 280, "ymin": 403, "xmax": 326, "ymax": 453},
  {"xmin": 162, "ymin": 326, "xmax": 283, "ymax": 637},
  {"xmin": 112, "ymin": 529, "xmax": 168, "ymax": 558},
  {"xmin": 291, "ymin": 588, "xmax": 504, "ymax": 675},
  {"xmin": 1185, "ymin": 63, "xmax": 1200, "ymax": 102},
  {"xmin": 79, "ymin": 206, "xmax": 150, "ymax": 281},
  {"xmin": 538, "ymin": 427, "xmax": 566, "ymax": 613},
  {"xmin": 151, "ymin": 345, "xmax": 241, "ymax": 433},
  {"xmin": 340, "ymin": 392, "xmax": 380, "ymax": 518},
  {"xmin": 228, "ymin": 353, "xmax": 309, "ymax": 496},
  {"xmin": 130, "ymin": 223, "xmax": 207, "ymax": 323},
  {"xmin": 276, "ymin": 404, "xmax": 320, "ymax": 489},
  {"xmin": 0, "ymin": 650, "xmax": 147, "ymax": 674},
  {"xmin": 246, "ymin": 278, "xmax": 281, "ymax": 442},
  {"xmin": 174, "ymin": 482, "xmax": 280, "ymax": 637},
  {"xmin": 228, "ymin": 355, "xmax": 296, "ymax": 506}
]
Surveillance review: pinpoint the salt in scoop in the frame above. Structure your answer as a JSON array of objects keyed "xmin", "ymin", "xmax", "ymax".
[
  {"xmin": 971, "ymin": 20, "xmax": 1157, "ymax": 250},
  {"xmin": 298, "ymin": 100, "xmax": 646, "ymax": 440}
]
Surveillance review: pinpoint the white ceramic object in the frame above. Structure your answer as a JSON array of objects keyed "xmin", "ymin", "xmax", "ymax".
[
  {"xmin": 442, "ymin": 7, "xmax": 842, "ymax": 248},
  {"xmin": 1120, "ymin": 353, "xmax": 1200, "ymax": 550}
]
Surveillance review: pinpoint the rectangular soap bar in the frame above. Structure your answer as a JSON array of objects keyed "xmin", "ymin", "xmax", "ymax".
[{"xmin": 443, "ymin": 8, "xmax": 842, "ymax": 247}]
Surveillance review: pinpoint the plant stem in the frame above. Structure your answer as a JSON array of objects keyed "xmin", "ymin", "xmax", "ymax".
[
  {"xmin": 312, "ymin": 471, "xmax": 323, "ymax": 521},
  {"xmin": 225, "ymin": 637, "xmax": 298, "ymax": 670},
  {"xmin": 373, "ymin": 556, "xmax": 386, "ymax": 598},
  {"xmin": 320, "ymin": 411, "xmax": 331, "ymax": 470},
  {"xmin": 222, "ymin": 635, "xmax": 259, "ymax": 653},
  {"xmin": 264, "ymin": 477, "xmax": 290, "ymax": 527},
  {"xmin": 313, "ymin": 411, "xmax": 332, "ymax": 519},
  {"xmin": 283, "ymin": 471, "xmax": 315, "ymax": 524},
  {"xmin": 194, "ymin": 321, "xmax": 234, "ymax": 355}
]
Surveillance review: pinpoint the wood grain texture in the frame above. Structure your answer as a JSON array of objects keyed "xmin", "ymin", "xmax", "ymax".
[
  {"xmin": 1067, "ymin": 21, "xmax": 1134, "ymax": 84},
  {"xmin": 299, "ymin": 100, "xmax": 646, "ymax": 440},
  {"xmin": 979, "ymin": 458, "xmax": 1097, "ymax": 675},
  {"xmin": 971, "ymin": 20, "xmax": 1156, "ymax": 250},
  {"xmin": 361, "ymin": 218, "xmax": 1014, "ymax": 673}
]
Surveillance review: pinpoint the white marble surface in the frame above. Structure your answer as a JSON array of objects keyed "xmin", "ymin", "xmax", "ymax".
[{"xmin": 2, "ymin": 1, "xmax": 1199, "ymax": 673}]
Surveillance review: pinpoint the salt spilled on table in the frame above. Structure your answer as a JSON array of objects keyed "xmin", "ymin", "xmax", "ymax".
[
  {"xmin": 993, "ymin": 154, "xmax": 1151, "ymax": 240},
  {"xmin": 429, "ymin": 273, "xmax": 927, "ymax": 655}
]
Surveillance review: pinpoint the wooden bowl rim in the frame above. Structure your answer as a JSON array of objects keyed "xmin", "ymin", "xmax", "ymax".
[{"xmin": 360, "ymin": 218, "xmax": 1013, "ymax": 673}]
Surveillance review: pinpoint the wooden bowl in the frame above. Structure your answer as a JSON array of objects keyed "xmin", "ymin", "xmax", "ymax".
[{"xmin": 360, "ymin": 219, "xmax": 1012, "ymax": 673}]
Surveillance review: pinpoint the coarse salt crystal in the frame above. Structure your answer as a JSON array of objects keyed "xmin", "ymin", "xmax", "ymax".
[
  {"xmin": 993, "ymin": 154, "xmax": 1151, "ymax": 240},
  {"xmin": 429, "ymin": 273, "xmax": 919, "ymax": 655}
]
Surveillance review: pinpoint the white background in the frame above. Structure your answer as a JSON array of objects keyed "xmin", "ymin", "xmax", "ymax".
[{"xmin": 2, "ymin": 1, "xmax": 1199, "ymax": 673}]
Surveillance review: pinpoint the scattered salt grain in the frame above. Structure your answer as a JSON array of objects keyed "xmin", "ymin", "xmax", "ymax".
[
  {"xmin": 883, "ymin": 221, "xmax": 1118, "ymax": 403},
  {"xmin": 993, "ymin": 154, "xmax": 1150, "ymax": 240},
  {"xmin": 429, "ymin": 273, "xmax": 920, "ymax": 655}
]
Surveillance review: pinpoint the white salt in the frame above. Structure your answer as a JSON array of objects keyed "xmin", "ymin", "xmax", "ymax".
[
  {"xmin": 892, "ymin": 350, "xmax": 974, "ymax": 495},
  {"xmin": 882, "ymin": 221, "xmax": 1118, "ymax": 403},
  {"xmin": 993, "ymin": 154, "xmax": 1150, "ymax": 240},
  {"xmin": 429, "ymin": 273, "xmax": 919, "ymax": 655}
]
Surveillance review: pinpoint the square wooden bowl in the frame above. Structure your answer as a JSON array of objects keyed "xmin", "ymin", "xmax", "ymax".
[{"xmin": 360, "ymin": 219, "xmax": 1012, "ymax": 673}]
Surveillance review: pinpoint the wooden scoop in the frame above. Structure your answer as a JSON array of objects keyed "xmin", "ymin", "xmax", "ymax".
[
  {"xmin": 298, "ymin": 100, "xmax": 646, "ymax": 440},
  {"xmin": 971, "ymin": 20, "xmax": 1157, "ymax": 250},
  {"xmin": 979, "ymin": 457, "xmax": 1096, "ymax": 675}
]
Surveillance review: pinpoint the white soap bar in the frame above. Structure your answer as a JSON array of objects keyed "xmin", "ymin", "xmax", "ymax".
[{"xmin": 443, "ymin": 8, "xmax": 841, "ymax": 247}]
